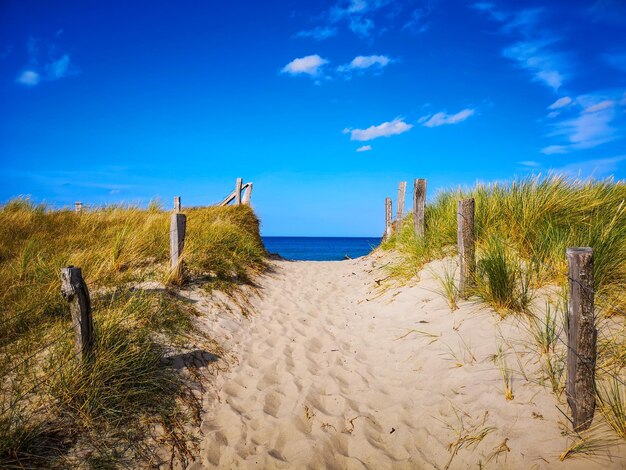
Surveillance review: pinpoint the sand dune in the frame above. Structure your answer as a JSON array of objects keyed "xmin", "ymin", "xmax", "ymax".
[{"xmin": 187, "ymin": 254, "xmax": 625, "ymax": 469}]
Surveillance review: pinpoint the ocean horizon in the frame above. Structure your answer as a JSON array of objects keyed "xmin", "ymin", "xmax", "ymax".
[{"xmin": 261, "ymin": 236, "xmax": 381, "ymax": 261}]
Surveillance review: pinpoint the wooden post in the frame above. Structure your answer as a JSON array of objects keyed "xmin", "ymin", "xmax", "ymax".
[
  {"xmin": 396, "ymin": 181, "xmax": 406, "ymax": 231},
  {"xmin": 60, "ymin": 267, "xmax": 93, "ymax": 363},
  {"xmin": 174, "ymin": 196, "xmax": 181, "ymax": 212},
  {"xmin": 235, "ymin": 178, "xmax": 243, "ymax": 206},
  {"xmin": 75, "ymin": 202, "xmax": 83, "ymax": 213},
  {"xmin": 566, "ymin": 247, "xmax": 596, "ymax": 431},
  {"xmin": 170, "ymin": 213, "xmax": 187, "ymax": 278},
  {"xmin": 385, "ymin": 197, "xmax": 392, "ymax": 238},
  {"xmin": 457, "ymin": 199, "xmax": 475, "ymax": 296},
  {"xmin": 413, "ymin": 179, "xmax": 426, "ymax": 239},
  {"xmin": 242, "ymin": 183, "xmax": 253, "ymax": 205}
]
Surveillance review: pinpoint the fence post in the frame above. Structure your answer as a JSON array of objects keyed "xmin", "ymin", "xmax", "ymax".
[
  {"xmin": 413, "ymin": 178, "xmax": 426, "ymax": 239},
  {"xmin": 174, "ymin": 196, "xmax": 181, "ymax": 212},
  {"xmin": 75, "ymin": 202, "xmax": 83, "ymax": 213},
  {"xmin": 60, "ymin": 267, "xmax": 93, "ymax": 363},
  {"xmin": 170, "ymin": 213, "xmax": 187, "ymax": 279},
  {"xmin": 457, "ymin": 199, "xmax": 475, "ymax": 296},
  {"xmin": 396, "ymin": 181, "xmax": 406, "ymax": 231},
  {"xmin": 385, "ymin": 197, "xmax": 392, "ymax": 238},
  {"xmin": 235, "ymin": 178, "xmax": 243, "ymax": 206},
  {"xmin": 566, "ymin": 247, "xmax": 596, "ymax": 431},
  {"xmin": 242, "ymin": 183, "xmax": 253, "ymax": 205}
]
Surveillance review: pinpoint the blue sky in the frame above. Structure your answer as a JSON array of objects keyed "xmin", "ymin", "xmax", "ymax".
[{"xmin": 1, "ymin": 0, "xmax": 626, "ymax": 236}]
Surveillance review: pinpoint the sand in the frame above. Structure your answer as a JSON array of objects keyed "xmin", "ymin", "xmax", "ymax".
[{"xmin": 185, "ymin": 253, "xmax": 625, "ymax": 469}]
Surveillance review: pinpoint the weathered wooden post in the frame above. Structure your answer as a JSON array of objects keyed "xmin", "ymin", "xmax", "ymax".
[
  {"xmin": 174, "ymin": 196, "xmax": 181, "ymax": 212},
  {"xmin": 75, "ymin": 202, "xmax": 83, "ymax": 213},
  {"xmin": 457, "ymin": 199, "xmax": 475, "ymax": 296},
  {"xmin": 242, "ymin": 183, "xmax": 253, "ymax": 205},
  {"xmin": 385, "ymin": 197, "xmax": 392, "ymax": 238},
  {"xmin": 170, "ymin": 213, "xmax": 187, "ymax": 280},
  {"xmin": 60, "ymin": 267, "xmax": 93, "ymax": 363},
  {"xmin": 566, "ymin": 247, "xmax": 597, "ymax": 431},
  {"xmin": 235, "ymin": 178, "xmax": 243, "ymax": 206},
  {"xmin": 397, "ymin": 181, "xmax": 406, "ymax": 231},
  {"xmin": 413, "ymin": 178, "xmax": 426, "ymax": 239}
]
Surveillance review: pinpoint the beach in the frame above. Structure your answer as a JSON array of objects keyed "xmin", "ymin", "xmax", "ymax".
[{"xmin": 184, "ymin": 252, "xmax": 624, "ymax": 469}]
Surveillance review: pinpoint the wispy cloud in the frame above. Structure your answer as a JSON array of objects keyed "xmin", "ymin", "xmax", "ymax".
[
  {"xmin": 294, "ymin": 26, "xmax": 338, "ymax": 41},
  {"xmin": 473, "ymin": 6, "xmax": 569, "ymax": 92},
  {"xmin": 337, "ymin": 54, "xmax": 391, "ymax": 74},
  {"xmin": 344, "ymin": 117, "xmax": 413, "ymax": 141},
  {"xmin": 15, "ymin": 36, "xmax": 76, "ymax": 87},
  {"xmin": 541, "ymin": 93, "xmax": 622, "ymax": 154},
  {"xmin": 553, "ymin": 155, "xmax": 626, "ymax": 178},
  {"xmin": 548, "ymin": 96, "xmax": 572, "ymax": 110},
  {"xmin": 503, "ymin": 40, "xmax": 566, "ymax": 90},
  {"xmin": 327, "ymin": 0, "xmax": 394, "ymax": 38},
  {"xmin": 356, "ymin": 145, "xmax": 372, "ymax": 152},
  {"xmin": 281, "ymin": 54, "xmax": 329, "ymax": 77},
  {"xmin": 419, "ymin": 108, "xmax": 476, "ymax": 127}
]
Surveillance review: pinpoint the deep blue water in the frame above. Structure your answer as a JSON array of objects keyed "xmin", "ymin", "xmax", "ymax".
[{"xmin": 262, "ymin": 236, "xmax": 381, "ymax": 261}]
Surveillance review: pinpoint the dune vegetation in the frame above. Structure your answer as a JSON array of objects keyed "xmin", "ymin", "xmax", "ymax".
[
  {"xmin": 0, "ymin": 199, "xmax": 266, "ymax": 467},
  {"xmin": 382, "ymin": 176, "xmax": 626, "ymax": 446}
]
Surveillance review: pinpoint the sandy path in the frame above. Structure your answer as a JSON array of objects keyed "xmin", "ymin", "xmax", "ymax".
[{"xmin": 189, "ymin": 256, "xmax": 624, "ymax": 469}]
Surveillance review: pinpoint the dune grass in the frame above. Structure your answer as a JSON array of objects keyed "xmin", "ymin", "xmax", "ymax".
[
  {"xmin": 382, "ymin": 175, "xmax": 626, "ymax": 446},
  {"xmin": 0, "ymin": 199, "xmax": 267, "ymax": 467}
]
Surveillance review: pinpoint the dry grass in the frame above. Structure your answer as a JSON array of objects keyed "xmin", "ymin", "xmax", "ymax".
[{"xmin": 0, "ymin": 199, "xmax": 267, "ymax": 467}]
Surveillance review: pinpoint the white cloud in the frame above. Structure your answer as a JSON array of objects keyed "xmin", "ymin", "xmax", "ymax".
[
  {"xmin": 338, "ymin": 54, "xmax": 391, "ymax": 74},
  {"xmin": 16, "ymin": 70, "xmax": 40, "ymax": 86},
  {"xmin": 346, "ymin": 118, "xmax": 413, "ymax": 141},
  {"xmin": 503, "ymin": 41, "xmax": 566, "ymax": 90},
  {"xmin": 548, "ymin": 96, "xmax": 572, "ymax": 110},
  {"xmin": 295, "ymin": 26, "xmax": 337, "ymax": 41},
  {"xmin": 519, "ymin": 160, "xmax": 541, "ymax": 167},
  {"xmin": 281, "ymin": 54, "xmax": 329, "ymax": 77},
  {"xmin": 541, "ymin": 145, "xmax": 568, "ymax": 155},
  {"xmin": 583, "ymin": 99, "xmax": 615, "ymax": 113},
  {"xmin": 547, "ymin": 111, "xmax": 560, "ymax": 118},
  {"xmin": 356, "ymin": 145, "xmax": 372, "ymax": 152},
  {"xmin": 421, "ymin": 108, "xmax": 476, "ymax": 127}
]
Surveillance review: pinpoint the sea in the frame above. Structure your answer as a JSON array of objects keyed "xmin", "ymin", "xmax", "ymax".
[{"xmin": 262, "ymin": 236, "xmax": 382, "ymax": 261}]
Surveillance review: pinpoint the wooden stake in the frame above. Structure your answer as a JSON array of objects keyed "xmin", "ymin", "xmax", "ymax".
[
  {"xmin": 242, "ymin": 182, "xmax": 253, "ymax": 205},
  {"xmin": 235, "ymin": 178, "xmax": 243, "ymax": 206},
  {"xmin": 174, "ymin": 196, "xmax": 181, "ymax": 212},
  {"xmin": 60, "ymin": 267, "xmax": 93, "ymax": 363},
  {"xmin": 75, "ymin": 202, "xmax": 83, "ymax": 213},
  {"xmin": 566, "ymin": 247, "xmax": 597, "ymax": 431},
  {"xmin": 385, "ymin": 197, "xmax": 392, "ymax": 239},
  {"xmin": 170, "ymin": 213, "xmax": 187, "ymax": 279},
  {"xmin": 413, "ymin": 179, "xmax": 426, "ymax": 239},
  {"xmin": 457, "ymin": 199, "xmax": 475, "ymax": 296},
  {"xmin": 397, "ymin": 181, "xmax": 406, "ymax": 231}
]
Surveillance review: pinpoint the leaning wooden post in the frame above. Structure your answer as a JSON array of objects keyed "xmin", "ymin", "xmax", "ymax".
[
  {"xmin": 242, "ymin": 183, "xmax": 253, "ymax": 205},
  {"xmin": 385, "ymin": 197, "xmax": 392, "ymax": 238},
  {"xmin": 566, "ymin": 247, "xmax": 597, "ymax": 431},
  {"xmin": 413, "ymin": 178, "xmax": 426, "ymax": 239},
  {"xmin": 170, "ymin": 213, "xmax": 187, "ymax": 281},
  {"xmin": 74, "ymin": 202, "xmax": 83, "ymax": 213},
  {"xmin": 396, "ymin": 181, "xmax": 406, "ymax": 231},
  {"xmin": 174, "ymin": 196, "xmax": 181, "ymax": 212},
  {"xmin": 457, "ymin": 199, "xmax": 476, "ymax": 296},
  {"xmin": 60, "ymin": 267, "xmax": 94, "ymax": 363},
  {"xmin": 235, "ymin": 178, "xmax": 243, "ymax": 206}
]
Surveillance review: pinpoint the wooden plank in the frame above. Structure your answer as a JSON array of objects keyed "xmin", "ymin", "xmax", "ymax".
[
  {"xmin": 457, "ymin": 198, "xmax": 475, "ymax": 296},
  {"xmin": 235, "ymin": 178, "xmax": 243, "ymax": 206},
  {"xmin": 75, "ymin": 202, "xmax": 83, "ymax": 213},
  {"xmin": 170, "ymin": 213, "xmax": 187, "ymax": 279},
  {"xmin": 242, "ymin": 182, "xmax": 253, "ymax": 205},
  {"xmin": 174, "ymin": 196, "xmax": 181, "ymax": 212},
  {"xmin": 413, "ymin": 178, "xmax": 426, "ymax": 239},
  {"xmin": 566, "ymin": 247, "xmax": 596, "ymax": 431},
  {"xmin": 219, "ymin": 183, "xmax": 250, "ymax": 206},
  {"xmin": 397, "ymin": 182, "xmax": 406, "ymax": 231},
  {"xmin": 60, "ymin": 266, "xmax": 93, "ymax": 363}
]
